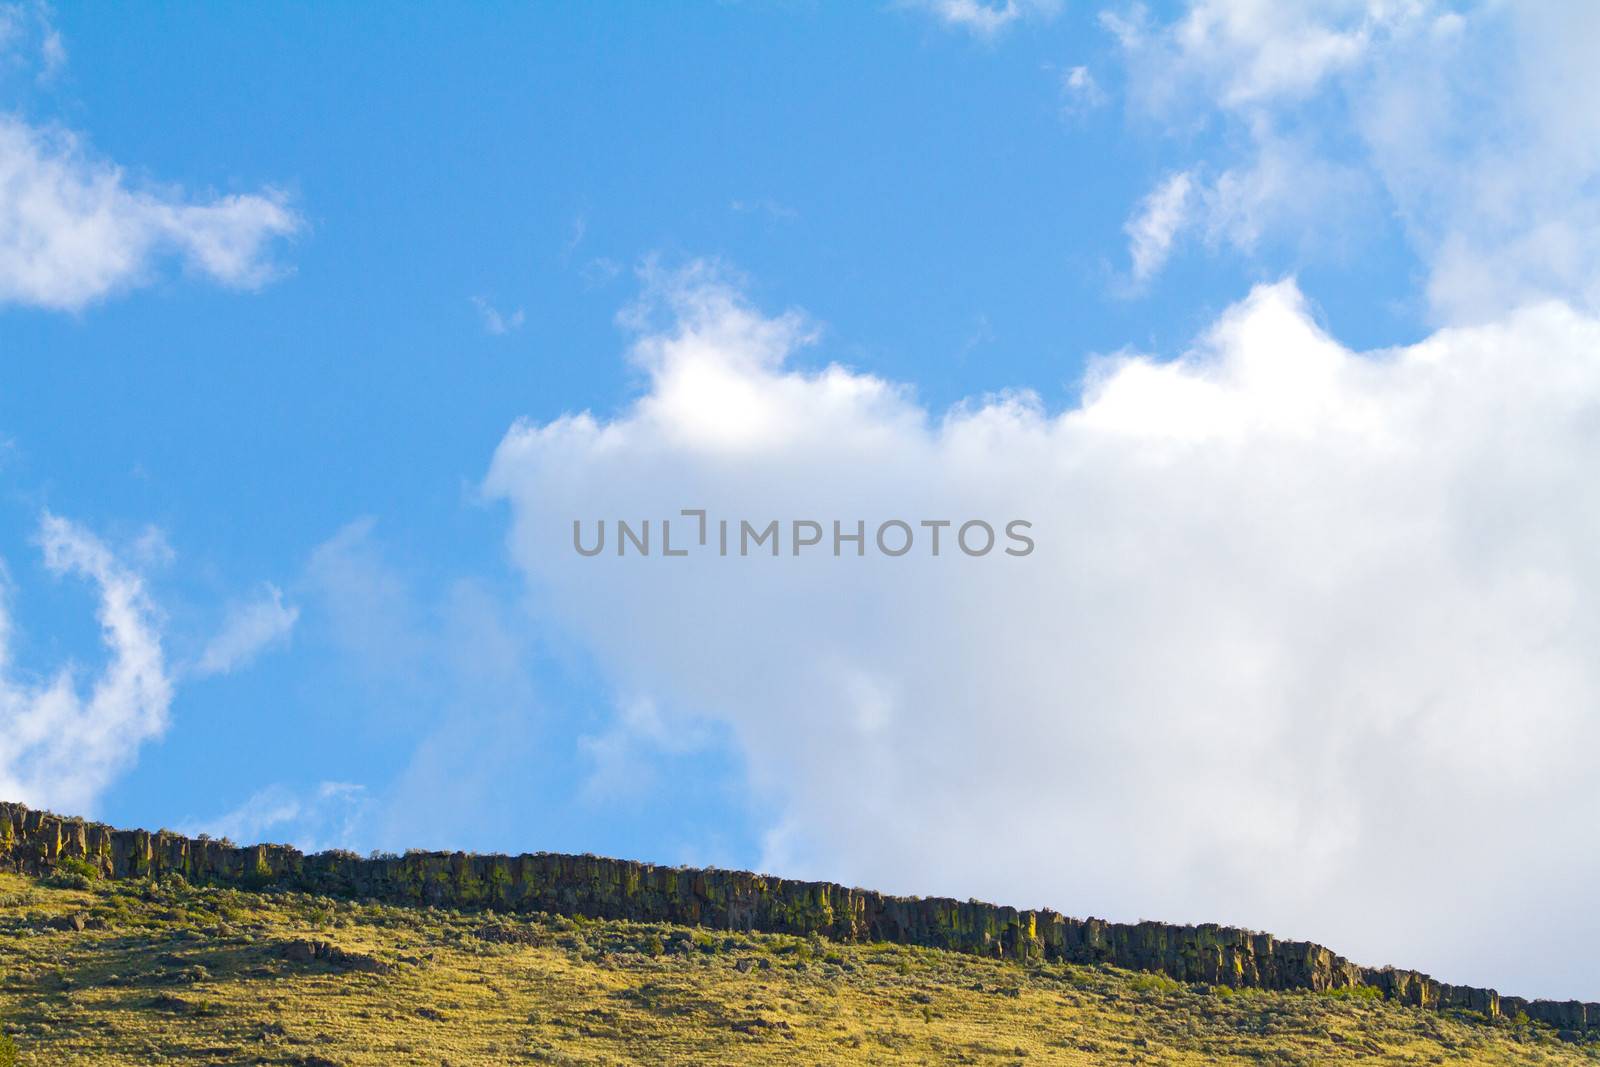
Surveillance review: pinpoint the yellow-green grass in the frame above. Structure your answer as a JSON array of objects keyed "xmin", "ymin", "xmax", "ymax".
[{"xmin": 0, "ymin": 872, "xmax": 1594, "ymax": 1065}]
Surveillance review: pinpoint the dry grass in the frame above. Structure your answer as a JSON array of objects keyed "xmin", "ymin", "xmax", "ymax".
[{"xmin": 0, "ymin": 872, "xmax": 1594, "ymax": 1065}]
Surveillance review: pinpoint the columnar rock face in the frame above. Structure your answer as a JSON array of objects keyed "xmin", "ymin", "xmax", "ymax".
[{"xmin": 2, "ymin": 801, "xmax": 1593, "ymax": 1033}]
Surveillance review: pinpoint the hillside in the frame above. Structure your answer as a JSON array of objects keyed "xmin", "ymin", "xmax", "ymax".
[
  {"xmin": 4, "ymin": 803, "xmax": 1597, "ymax": 1032},
  {"xmin": 3, "ymin": 870, "xmax": 1597, "ymax": 1066}
]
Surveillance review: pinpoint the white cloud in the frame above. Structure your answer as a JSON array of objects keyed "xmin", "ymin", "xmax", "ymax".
[
  {"xmin": 488, "ymin": 264, "xmax": 1600, "ymax": 999},
  {"xmin": 578, "ymin": 695, "xmax": 710, "ymax": 804},
  {"xmin": 0, "ymin": 115, "xmax": 301, "ymax": 311},
  {"xmin": 300, "ymin": 520, "xmax": 545, "ymax": 852},
  {"xmin": 1124, "ymin": 171, "xmax": 1193, "ymax": 281},
  {"xmin": 908, "ymin": 0, "xmax": 1061, "ymax": 37},
  {"xmin": 37, "ymin": 24, "xmax": 62, "ymax": 78},
  {"xmin": 0, "ymin": 1, "xmax": 64, "ymax": 81},
  {"xmin": 471, "ymin": 295, "xmax": 525, "ymax": 335},
  {"xmin": 192, "ymin": 583, "xmax": 298, "ymax": 677},
  {"xmin": 581, "ymin": 256, "xmax": 622, "ymax": 290},
  {"xmin": 1107, "ymin": 2, "xmax": 1600, "ymax": 321},
  {"xmin": 1060, "ymin": 65, "xmax": 1108, "ymax": 113},
  {"xmin": 1163, "ymin": 0, "xmax": 1394, "ymax": 108},
  {"xmin": 1352, "ymin": 4, "xmax": 1600, "ymax": 320},
  {"xmin": 1124, "ymin": 137, "xmax": 1376, "ymax": 285},
  {"xmin": 0, "ymin": 514, "xmax": 171, "ymax": 815},
  {"xmin": 1103, "ymin": 1, "xmax": 1422, "ymax": 114},
  {"xmin": 185, "ymin": 780, "xmax": 368, "ymax": 852},
  {"xmin": 303, "ymin": 518, "xmax": 426, "ymax": 682}
]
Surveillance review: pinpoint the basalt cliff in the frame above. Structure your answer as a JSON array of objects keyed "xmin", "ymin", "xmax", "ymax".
[{"xmin": 3, "ymin": 800, "xmax": 1594, "ymax": 1038}]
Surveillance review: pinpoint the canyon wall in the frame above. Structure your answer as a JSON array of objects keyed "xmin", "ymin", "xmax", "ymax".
[{"xmin": 2, "ymin": 801, "xmax": 1593, "ymax": 1035}]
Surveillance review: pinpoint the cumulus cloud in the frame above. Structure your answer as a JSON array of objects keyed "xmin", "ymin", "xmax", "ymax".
[
  {"xmin": 1107, "ymin": 1, "xmax": 1600, "ymax": 320},
  {"xmin": 192, "ymin": 583, "xmax": 298, "ymax": 678},
  {"xmin": 488, "ymin": 264, "xmax": 1600, "ymax": 999},
  {"xmin": 0, "ymin": 115, "xmax": 301, "ymax": 311},
  {"xmin": 0, "ymin": 514, "xmax": 171, "ymax": 815}
]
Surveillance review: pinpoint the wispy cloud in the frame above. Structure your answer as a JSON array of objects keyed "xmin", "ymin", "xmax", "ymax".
[
  {"xmin": 184, "ymin": 781, "xmax": 368, "ymax": 851},
  {"xmin": 1111, "ymin": 0, "xmax": 1381, "ymax": 109},
  {"xmin": 300, "ymin": 520, "xmax": 545, "ymax": 853},
  {"xmin": 580, "ymin": 257, "xmax": 622, "ymax": 290},
  {"xmin": 1122, "ymin": 142, "xmax": 1372, "ymax": 285},
  {"xmin": 0, "ymin": 514, "xmax": 171, "ymax": 815},
  {"xmin": 1106, "ymin": 1, "xmax": 1600, "ymax": 321},
  {"xmin": 578, "ymin": 695, "xmax": 710, "ymax": 804},
  {"xmin": 1123, "ymin": 170, "xmax": 1194, "ymax": 282},
  {"xmin": 0, "ymin": 1, "xmax": 66, "ymax": 82},
  {"xmin": 470, "ymin": 295, "xmax": 525, "ymax": 335},
  {"xmin": 192, "ymin": 583, "xmax": 298, "ymax": 678},
  {"xmin": 1059, "ymin": 65, "xmax": 1108, "ymax": 114},
  {"xmin": 907, "ymin": 0, "xmax": 1061, "ymax": 38},
  {"xmin": 562, "ymin": 214, "xmax": 587, "ymax": 259}
]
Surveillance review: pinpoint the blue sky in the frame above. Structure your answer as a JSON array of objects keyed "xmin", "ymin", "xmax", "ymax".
[{"xmin": 5, "ymin": 2, "xmax": 1600, "ymax": 999}]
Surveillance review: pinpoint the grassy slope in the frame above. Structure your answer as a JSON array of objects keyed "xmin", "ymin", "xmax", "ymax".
[{"xmin": 0, "ymin": 873, "xmax": 1595, "ymax": 1066}]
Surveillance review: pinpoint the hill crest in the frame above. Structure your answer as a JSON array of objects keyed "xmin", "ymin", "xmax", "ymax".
[{"xmin": 2, "ymin": 799, "xmax": 1593, "ymax": 1038}]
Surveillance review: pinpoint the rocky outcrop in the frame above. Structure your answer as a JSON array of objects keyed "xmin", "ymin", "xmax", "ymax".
[
  {"xmin": 278, "ymin": 938, "xmax": 391, "ymax": 974},
  {"xmin": 2, "ymin": 800, "xmax": 1593, "ymax": 1034}
]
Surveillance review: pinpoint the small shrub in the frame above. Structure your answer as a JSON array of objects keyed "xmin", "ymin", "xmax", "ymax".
[
  {"xmin": 1128, "ymin": 972, "xmax": 1181, "ymax": 996},
  {"xmin": 0, "ymin": 1030, "xmax": 15, "ymax": 1067},
  {"xmin": 44, "ymin": 856, "xmax": 101, "ymax": 889},
  {"xmin": 1322, "ymin": 985, "xmax": 1381, "ymax": 1002}
]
